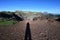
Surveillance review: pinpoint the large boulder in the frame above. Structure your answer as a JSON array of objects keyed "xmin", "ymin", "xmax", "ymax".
[
  {"xmin": 33, "ymin": 17, "xmax": 37, "ymax": 21},
  {"xmin": 55, "ymin": 18, "xmax": 60, "ymax": 22}
]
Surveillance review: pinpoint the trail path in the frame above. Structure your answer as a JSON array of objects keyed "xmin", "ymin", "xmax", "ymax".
[{"xmin": 0, "ymin": 20, "xmax": 60, "ymax": 40}]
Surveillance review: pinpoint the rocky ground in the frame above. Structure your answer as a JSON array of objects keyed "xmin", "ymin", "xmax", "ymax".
[{"xmin": 0, "ymin": 19, "xmax": 60, "ymax": 40}]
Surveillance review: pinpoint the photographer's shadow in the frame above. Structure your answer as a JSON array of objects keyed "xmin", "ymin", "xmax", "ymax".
[{"xmin": 24, "ymin": 22, "xmax": 32, "ymax": 40}]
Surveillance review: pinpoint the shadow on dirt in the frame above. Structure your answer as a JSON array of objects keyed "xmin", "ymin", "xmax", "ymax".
[{"xmin": 24, "ymin": 22, "xmax": 32, "ymax": 40}]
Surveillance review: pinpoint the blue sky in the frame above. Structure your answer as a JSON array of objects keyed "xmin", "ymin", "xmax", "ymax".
[{"xmin": 0, "ymin": 0, "xmax": 60, "ymax": 14}]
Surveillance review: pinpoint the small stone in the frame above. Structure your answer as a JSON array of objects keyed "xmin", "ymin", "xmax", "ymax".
[
  {"xmin": 11, "ymin": 33, "xmax": 13, "ymax": 34},
  {"xmin": 47, "ymin": 38, "xmax": 49, "ymax": 40},
  {"xmin": 1, "ymin": 33, "xmax": 3, "ymax": 35},
  {"xmin": 6, "ymin": 34, "xmax": 9, "ymax": 35},
  {"xmin": 15, "ymin": 38, "xmax": 17, "ymax": 40},
  {"xmin": 40, "ymin": 33, "xmax": 47, "ymax": 37},
  {"xmin": 0, "ymin": 33, "xmax": 1, "ymax": 35}
]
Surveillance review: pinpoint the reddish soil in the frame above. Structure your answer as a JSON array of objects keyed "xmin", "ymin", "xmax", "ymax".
[{"xmin": 0, "ymin": 19, "xmax": 60, "ymax": 40}]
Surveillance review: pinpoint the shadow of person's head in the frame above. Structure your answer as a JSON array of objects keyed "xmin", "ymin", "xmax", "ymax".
[{"xmin": 27, "ymin": 22, "xmax": 29, "ymax": 26}]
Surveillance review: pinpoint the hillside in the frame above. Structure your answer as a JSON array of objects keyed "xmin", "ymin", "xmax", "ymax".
[
  {"xmin": 0, "ymin": 11, "xmax": 60, "ymax": 40},
  {"xmin": 0, "ymin": 11, "xmax": 60, "ymax": 25}
]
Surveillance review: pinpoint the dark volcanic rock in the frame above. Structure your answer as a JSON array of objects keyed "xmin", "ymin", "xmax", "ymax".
[
  {"xmin": 12, "ymin": 13, "xmax": 24, "ymax": 21},
  {"xmin": 55, "ymin": 18, "xmax": 60, "ymax": 22}
]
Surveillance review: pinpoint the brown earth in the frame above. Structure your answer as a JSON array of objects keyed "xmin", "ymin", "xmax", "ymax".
[{"xmin": 0, "ymin": 19, "xmax": 60, "ymax": 40}]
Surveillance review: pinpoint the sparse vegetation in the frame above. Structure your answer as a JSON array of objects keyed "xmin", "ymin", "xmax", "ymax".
[
  {"xmin": 0, "ymin": 20, "xmax": 17, "ymax": 25},
  {"xmin": 0, "ymin": 11, "xmax": 60, "ymax": 25}
]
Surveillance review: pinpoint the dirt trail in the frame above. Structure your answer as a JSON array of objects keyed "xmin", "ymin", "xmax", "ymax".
[{"xmin": 0, "ymin": 20, "xmax": 60, "ymax": 40}]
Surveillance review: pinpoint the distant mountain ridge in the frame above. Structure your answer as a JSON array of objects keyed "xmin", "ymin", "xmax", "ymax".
[{"xmin": 0, "ymin": 11, "xmax": 60, "ymax": 21}]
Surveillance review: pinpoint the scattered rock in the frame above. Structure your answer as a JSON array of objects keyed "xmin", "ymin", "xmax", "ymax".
[
  {"xmin": 11, "ymin": 33, "xmax": 14, "ymax": 35},
  {"xmin": 1, "ymin": 33, "xmax": 3, "ymax": 35},
  {"xmin": 40, "ymin": 33, "xmax": 47, "ymax": 37}
]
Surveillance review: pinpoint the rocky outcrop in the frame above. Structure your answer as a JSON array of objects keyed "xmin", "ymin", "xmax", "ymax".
[
  {"xmin": 55, "ymin": 18, "xmax": 60, "ymax": 22},
  {"xmin": 12, "ymin": 13, "xmax": 24, "ymax": 21}
]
